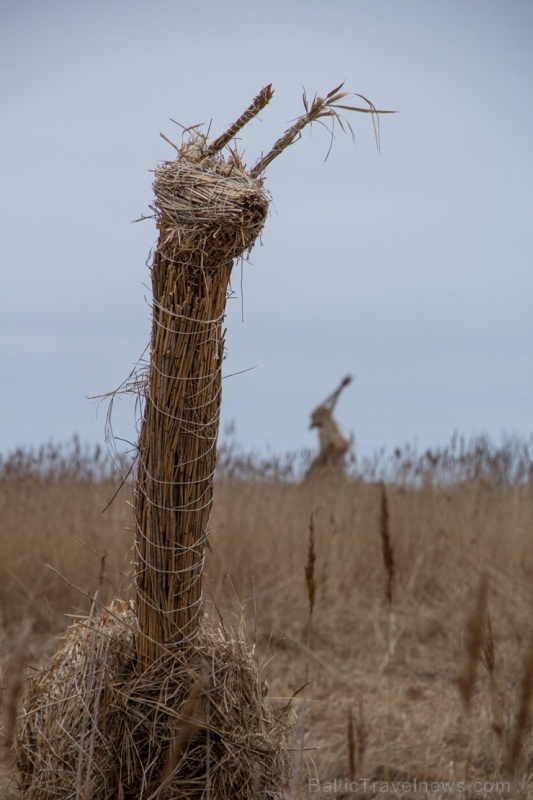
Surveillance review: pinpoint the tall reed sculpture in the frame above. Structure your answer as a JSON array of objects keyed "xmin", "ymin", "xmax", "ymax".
[
  {"xmin": 17, "ymin": 84, "xmax": 393, "ymax": 800},
  {"xmin": 134, "ymin": 88, "xmax": 272, "ymax": 668},
  {"xmin": 133, "ymin": 83, "xmax": 391, "ymax": 669}
]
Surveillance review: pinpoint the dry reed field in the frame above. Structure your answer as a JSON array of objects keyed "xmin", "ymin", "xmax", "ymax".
[
  {"xmin": 0, "ymin": 436, "xmax": 532, "ymax": 798},
  {"xmin": 5, "ymin": 87, "xmax": 529, "ymax": 799}
]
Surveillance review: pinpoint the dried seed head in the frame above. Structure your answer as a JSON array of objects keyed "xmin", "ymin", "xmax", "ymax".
[{"xmin": 379, "ymin": 482, "xmax": 395, "ymax": 608}]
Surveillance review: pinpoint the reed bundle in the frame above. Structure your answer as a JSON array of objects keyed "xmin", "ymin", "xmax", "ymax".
[{"xmin": 134, "ymin": 131, "xmax": 270, "ymax": 668}]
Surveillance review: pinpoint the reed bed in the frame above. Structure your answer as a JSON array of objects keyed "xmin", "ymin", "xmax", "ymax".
[
  {"xmin": 1, "ymin": 438, "xmax": 532, "ymax": 795},
  {"xmin": 206, "ymin": 471, "xmax": 533, "ymax": 794}
]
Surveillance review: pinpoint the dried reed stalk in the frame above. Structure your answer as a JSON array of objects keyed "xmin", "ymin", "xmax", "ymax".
[
  {"xmin": 379, "ymin": 482, "xmax": 395, "ymax": 608},
  {"xmin": 346, "ymin": 699, "xmax": 367, "ymax": 781},
  {"xmin": 305, "ymin": 514, "xmax": 316, "ymax": 618}
]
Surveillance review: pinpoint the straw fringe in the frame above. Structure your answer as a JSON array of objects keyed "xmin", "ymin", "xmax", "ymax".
[{"xmin": 17, "ymin": 602, "xmax": 290, "ymax": 800}]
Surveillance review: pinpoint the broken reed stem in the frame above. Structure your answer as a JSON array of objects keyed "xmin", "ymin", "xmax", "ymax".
[{"xmin": 207, "ymin": 84, "xmax": 274, "ymax": 156}]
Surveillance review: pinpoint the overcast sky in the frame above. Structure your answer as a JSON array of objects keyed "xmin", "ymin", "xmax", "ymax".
[{"xmin": 1, "ymin": 0, "xmax": 532, "ymax": 463}]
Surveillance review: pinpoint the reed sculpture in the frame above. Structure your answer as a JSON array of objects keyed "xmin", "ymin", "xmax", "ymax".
[
  {"xmin": 16, "ymin": 84, "xmax": 392, "ymax": 800},
  {"xmin": 305, "ymin": 375, "xmax": 354, "ymax": 481}
]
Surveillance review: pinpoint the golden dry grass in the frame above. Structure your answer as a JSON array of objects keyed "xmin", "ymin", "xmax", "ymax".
[{"xmin": 1, "ymin": 439, "xmax": 532, "ymax": 798}]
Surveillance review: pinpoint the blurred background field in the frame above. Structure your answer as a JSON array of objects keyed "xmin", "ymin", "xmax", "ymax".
[{"xmin": 1, "ymin": 435, "xmax": 532, "ymax": 797}]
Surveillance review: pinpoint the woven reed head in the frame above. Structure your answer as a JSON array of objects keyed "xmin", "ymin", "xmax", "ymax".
[{"xmin": 152, "ymin": 136, "xmax": 270, "ymax": 269}]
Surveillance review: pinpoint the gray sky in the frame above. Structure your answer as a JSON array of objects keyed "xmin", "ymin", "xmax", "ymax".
[{"xmin": 1, "ymin": 0, "xmax": 532, "ymax": 463}]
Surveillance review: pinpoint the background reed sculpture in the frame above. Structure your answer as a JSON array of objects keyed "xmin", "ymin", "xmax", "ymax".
[
  {"xmin": 305, "ymin": 374, "xmax": 354, "ymax": 481},
  {"xmin": 16, "ymin": 85, "xmax": 392, "ymax": 799}
]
